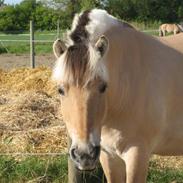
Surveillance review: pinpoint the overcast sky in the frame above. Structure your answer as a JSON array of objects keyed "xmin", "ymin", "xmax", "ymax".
[{"xmin": 4, "ymin": 0, "xmax": 23, "ymax": 5}]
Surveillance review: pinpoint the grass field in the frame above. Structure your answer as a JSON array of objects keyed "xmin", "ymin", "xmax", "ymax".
[
  {"xmin": 0, "ymin": 21, "xmax": 162, "ymax": 55},
  {"xmin": 1, "ymin": 31, "xmax": 158, "ymax": 55},
  {"xmin": 0, "ymin": 156, "xmax": 183, "ymax": 183},
  {"xmin": 0, "ymin": 31, "xmax": 58, "ymax": 54}
]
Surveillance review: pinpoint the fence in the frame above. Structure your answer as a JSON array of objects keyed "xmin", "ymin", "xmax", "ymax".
[{"xmin": 0, "ymin": 23, "xmax": 159, "ymax": 69}]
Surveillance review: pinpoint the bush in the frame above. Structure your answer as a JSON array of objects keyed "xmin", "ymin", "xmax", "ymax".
[{"xmin": 0, "ymin": 46, "xmax": 7, "ymax": 54}]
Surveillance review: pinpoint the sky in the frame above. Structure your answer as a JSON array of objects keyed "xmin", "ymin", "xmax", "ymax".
[{"xmin": 4, "ymin": 0, "xmax": 23, "ymax": 5}]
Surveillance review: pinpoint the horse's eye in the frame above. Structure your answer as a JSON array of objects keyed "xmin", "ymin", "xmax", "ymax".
[
  {"xmin": 99, "ymin": 83, "xmax": 107, "ymax": 93},
  {"xmin": 58, "ymin": 87, "xmax": 65, "ymax": 96}
]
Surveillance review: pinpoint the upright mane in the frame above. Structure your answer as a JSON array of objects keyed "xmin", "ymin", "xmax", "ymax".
[
  {"xmin": 67, "ymin": 9, "xmax": 133, "ymax": 45},
  {"xmin": 53, "ymin": 9, "xmax": 133, "ymax": 86}
]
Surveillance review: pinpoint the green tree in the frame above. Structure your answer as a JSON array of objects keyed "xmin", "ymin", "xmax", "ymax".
[{"xmin": 0, "ymin": 0, "xmax": 4, "ymax": 6}]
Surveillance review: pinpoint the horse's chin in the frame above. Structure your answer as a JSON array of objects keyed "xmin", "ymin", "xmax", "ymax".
[
  {"xmin": 76, "ymin": 164, "xmax": 97, "ymax": 172},
  {"xmin": 73, "ymin": 161, "xmax": 98, "ymax": 172}
]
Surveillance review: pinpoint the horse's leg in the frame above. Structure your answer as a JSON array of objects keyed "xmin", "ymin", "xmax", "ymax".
[
  {"xmin": 163, "ymin": 30, "xmax": 166, "ymax": 36},
  {"xmin": 100, "ymin": 150, "xmax": 126, "ymax": 183},
  {"xmin": 159, "ymin": 29, "xmax": 162, "ymax": 36},
  {"xmin": 122, "ymin": 144, "xmax": 150, "ymax": 183}
]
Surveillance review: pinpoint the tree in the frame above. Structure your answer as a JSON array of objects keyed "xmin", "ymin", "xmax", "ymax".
[{"xmin": 0, "ymin": 0, "xmax": 4, "ymax": 7}]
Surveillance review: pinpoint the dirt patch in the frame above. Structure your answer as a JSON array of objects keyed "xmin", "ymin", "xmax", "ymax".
[{"xmin": 0, "ymin": 54, "xmax": 55, "ymax": 70}]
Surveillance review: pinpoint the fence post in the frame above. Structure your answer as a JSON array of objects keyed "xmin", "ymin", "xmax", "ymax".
[
  {"xmin": 57, "ymin": 20, "xmax": 60, "ymax": 38},
  {"xmin": 67, "ymin": 135, "xmax": 82, "ymax": 183},
  {"xmin": 30, "ymin": 20, "xmax": 35, "ymax": 68}
]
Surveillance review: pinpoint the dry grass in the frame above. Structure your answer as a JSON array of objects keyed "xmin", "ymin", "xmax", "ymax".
[
  {"xmin": 0, "ymin": 66, "xmax": 182, "ymax": 171},
  {"xmin": 0, "ymin": 67, "xmax": 56, "ymax": 95},
  {"xmin": 0, "ymin": 67, "xmax": 67, "ymax": 155}
]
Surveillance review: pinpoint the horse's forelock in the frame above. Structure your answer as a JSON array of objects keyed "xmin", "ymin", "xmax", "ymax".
[
  {"xmin": 65, "ymin": 43, "xmax": 90, "ymax": 85},
  {"xmin": 53, "ymin": 43, "xmax": 108, "ymax": 87}
]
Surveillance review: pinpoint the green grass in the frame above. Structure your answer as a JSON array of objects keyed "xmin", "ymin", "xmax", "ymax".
[
  {"xmin": 148, "ymin": 161, "xmax": 183, "ymax": 183},
  {"xmin": 130, "ymin": 20, "xmax": 161, "ymax": 30},
  {"xmin": 0, "ymin": 31, "xmax": 59, "ymax": 54},
  {"xmin": 0, "ymin": 156, "xmax": 182, "ymax": 183},
  {"xmin": 0, "ymin": 156, "xmax": 68, "ymax": 183},
  {"xmin": 0, "ymin": 23, "xmax": 177, "ymax": 55}
]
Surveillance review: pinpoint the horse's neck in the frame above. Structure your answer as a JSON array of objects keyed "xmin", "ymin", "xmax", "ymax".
[{"xmin": 104, "ymin": 28, "xmax": 165, "ymax": 117}]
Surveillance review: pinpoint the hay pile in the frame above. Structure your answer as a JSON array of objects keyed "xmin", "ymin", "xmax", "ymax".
[
  {"xmin": 0, "ymin": 67, "xmax": 67, "ymax": 154},
  {"xmin": 0, "ymin": 67, "xmax": 56, "ymax": 95}
]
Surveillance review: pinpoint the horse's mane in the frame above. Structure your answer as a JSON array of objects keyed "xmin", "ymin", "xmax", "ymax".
[
  {"xmin": 53, "ymin": 9, "xmax": 132, "ymax": 85},
  {"xmin": 66, "ymin": 9, "xmax": 133, "ymax": 45}
]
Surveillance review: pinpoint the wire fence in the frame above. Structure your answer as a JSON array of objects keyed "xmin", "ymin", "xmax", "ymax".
[{"xmin": 0, "ymin": 153, "xmax": 66, "ymax": 156}]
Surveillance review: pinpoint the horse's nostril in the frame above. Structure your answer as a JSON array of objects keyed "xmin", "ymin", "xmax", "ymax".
[
  {"xmin": 70, "ymin": 145, "xmax": 101, "ymax": 163},
  {"xmin": 71, "ymin": 148, "xmax": 77, "ymax": 159}
]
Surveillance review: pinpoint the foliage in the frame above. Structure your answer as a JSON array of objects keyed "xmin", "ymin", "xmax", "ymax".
[
  {"xmin": 104, "ymin": 0, "xmax": 183, "ymax": 23},
  {"xmin": 0, "ymin": 0, "xmax": 183, "ymax": 32},
  {"xmin": 0, "ymin": 0, "xmax": 4, "ymax": 6}
]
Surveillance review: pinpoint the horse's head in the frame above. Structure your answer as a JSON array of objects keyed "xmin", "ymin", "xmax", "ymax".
[{"xmin": 52, "ymin": 36, "xmax": 108, "ymax": 170}]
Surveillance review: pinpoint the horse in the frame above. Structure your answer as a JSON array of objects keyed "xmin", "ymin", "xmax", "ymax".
[
  {"xmin": 159, "ymin": 23, "xmax": 183, "ymax": 36},
  {"xmin": 52, "ymin": 9, "xmax": 183, "ymax": 183}
]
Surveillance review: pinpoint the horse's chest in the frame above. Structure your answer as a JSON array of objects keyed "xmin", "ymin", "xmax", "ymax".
[{"xmin": 101, "ymin": 127, "xmax": 124, "ymax": 155}]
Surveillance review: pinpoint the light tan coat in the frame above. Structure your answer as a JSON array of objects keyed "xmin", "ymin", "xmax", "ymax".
[
  {"xmin": 99, "ymin": 26, "xmax": 183, "ymax": 183},
  {"xmin": 159, "ymin": 23, "xmax": 183, "ymax": 36}
]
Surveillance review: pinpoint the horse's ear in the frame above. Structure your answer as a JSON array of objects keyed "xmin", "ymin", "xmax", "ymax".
[
  {"xmin": 53, "ymin": 39, "xmax": 67, "ymax": 59},
  {"xmin": 95, "ymin": 35, "xmax": 108, "ymax": 57}
]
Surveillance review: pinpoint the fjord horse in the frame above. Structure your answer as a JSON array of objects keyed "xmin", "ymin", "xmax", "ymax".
[
  {"xmin": 52, "ymin": 9, "xmax": 183, "ymax": 183},
  {"xmin": 159, "ymin": 23, "xmax": 183, "ymax": 36}
]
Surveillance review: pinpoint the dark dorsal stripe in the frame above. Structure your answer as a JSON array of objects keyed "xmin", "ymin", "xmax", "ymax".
[
  {"xmin": 70, "ymin": 10, "xmax": 91, "ymax": 44},
  {"xmin": 65, "ymin": 43, "xmax": 89, "ymax": 85}
]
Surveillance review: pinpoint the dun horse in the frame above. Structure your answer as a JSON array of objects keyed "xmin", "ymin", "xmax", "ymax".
[
  {"xmin": 52, "ymin": 9, "xmax": 183, "ymax": 183},
  {"xmin": 159, "ymin": 23, "xmax": 183, "ymax": 36}
]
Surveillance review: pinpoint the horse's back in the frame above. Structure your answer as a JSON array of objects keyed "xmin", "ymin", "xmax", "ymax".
[{"xmin": 159, "ymin": 23, "xmax": 179, "ymax": 33}]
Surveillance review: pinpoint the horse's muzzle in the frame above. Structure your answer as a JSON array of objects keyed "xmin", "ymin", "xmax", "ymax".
[{"xmin": 70, "ymin": 145, "xmax": 100, "ymax": 171}]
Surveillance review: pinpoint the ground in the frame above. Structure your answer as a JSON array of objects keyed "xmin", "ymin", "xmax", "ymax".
[{"xmin": 0, "ymin": 53, "xmax": 55, "ymax": 70}]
